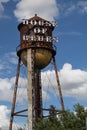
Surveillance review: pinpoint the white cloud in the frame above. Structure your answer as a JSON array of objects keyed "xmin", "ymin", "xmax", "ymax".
[
  {"xmin": 0, "ymin": 0, "xmax": 10, "ymax": 19},
  {"xmin": 42, "ymin": 88, "xmax": 50, "ymax": 100},
  {"xmin": 58, "ymin": 1, "xmax": 87, "ymax": 17},
  {"xmin": 10, "ymin": 76, "xmax": 27, "ymax": 103},
  {"xmin": 0, "ymin": 105, "xmax": 22, "ymax": 130},
  {"xmin": 0, "ymin": 62, "xmax": 87, "ymax": 102},
  {"xmin": 0, "ymin": 105, "xmax": 10, "ymax": 129},
  {"xmin": 41, "ymin": 70, "xmax": 56, "ymax": 89},
  {"xmin": 0, "ymin": 2, "xmax": 4, "ymax": 11},
  {"xmin": 41, "ymin": 63, "xmax": 87, "ymax": 101},
  {"xmin": 77, "ymin": 1, "xmax": 87, "ymax": 13},
  {"xmin": 65, "ymin": 5, "xmax": 76, "ymax": 16},
  {"xmin": 0, "ymin": 78, "xmax": 13, "ymax": 102},
  {"xmin": 14, "ymin": 0, "xmax": 59, "ymax": 21},
  {"xmin": 4, "ymin": 52, "xmax": 18, "ymax": 65},
  {"xmin": 57, "ymin": 2, "xmax": 77, "ymax": 17},
  {"xmin": 59, "ymin": 63, "xmax": 87, "ymax": 100},
  {"xmin": 0, "ymin": 63, "xmax": 87, "ymax": 129},
  {"xmin": 0, "ymin": 76, "xmax": 28, "ymax": 103},
  {"xmin": 0, "ymin": 74, "xmax": 51, "ymax": 103},
  {"xmin": 0, "ymin": 52, "xmax": 18, "ymax": 77}
]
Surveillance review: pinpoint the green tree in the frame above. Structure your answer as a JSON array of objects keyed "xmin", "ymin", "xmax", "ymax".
[
  {"xmin": 37, "ymin": 103, "xmax": 87, "ymax": 130},
  {"xmin": 73, "ymin": 103, "xmax": 87, "ymax": 129}
]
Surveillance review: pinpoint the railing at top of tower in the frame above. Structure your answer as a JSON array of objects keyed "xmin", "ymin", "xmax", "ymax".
[
  {"xmin": 16, "ymin": 42, "xmax": 57, "ymax": 55},
  {"xmin": 16, "ymin": 36, "xmax": 58, "ymax": 54}
]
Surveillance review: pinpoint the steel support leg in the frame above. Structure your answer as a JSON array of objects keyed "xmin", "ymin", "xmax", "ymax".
[
  {"xmin": 9, "ymin": 58, "xmax": 21, "ymax": 130},
  {"xmin": 53, "ymin": 57, "xmax": 65, "ymax": 111}
]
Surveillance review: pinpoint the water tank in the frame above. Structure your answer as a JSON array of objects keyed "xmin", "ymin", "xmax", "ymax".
[{"xmin": 17, "ymin": 14, "xmax": 56, "ymax": 69}]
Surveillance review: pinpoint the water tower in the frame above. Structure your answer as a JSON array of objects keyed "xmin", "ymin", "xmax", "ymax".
[{"xmin": 9, "ymin": 14, "xmax": 64, "ymax": 130}]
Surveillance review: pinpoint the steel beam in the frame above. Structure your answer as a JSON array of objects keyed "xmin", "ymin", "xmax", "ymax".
[
  {"xmin": 53, "ymin": 57, "xmax": 65, "ymax": 111},
  {"xmin": 9, "ymin": 58, "xmax": 21, "ymax": 130}
]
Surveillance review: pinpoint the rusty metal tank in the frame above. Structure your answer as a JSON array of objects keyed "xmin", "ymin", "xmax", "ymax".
[{"xmin": 17, "ymin": 14, "xmax": 56, "ymax": 69}]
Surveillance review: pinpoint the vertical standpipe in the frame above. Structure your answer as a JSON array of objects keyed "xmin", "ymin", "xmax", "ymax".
[
  {"xmin": 27, "ymin": 48, "xmax": 43, "ymax": 130},
  {"xmin": 27, "ymin": 49, "xmax": 34, "ymax": 130}
]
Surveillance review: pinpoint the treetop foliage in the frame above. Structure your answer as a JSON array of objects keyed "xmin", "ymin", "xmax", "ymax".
[{"xmin": 37, "ymin": 103, "xmax": 87, "ymax": 130}]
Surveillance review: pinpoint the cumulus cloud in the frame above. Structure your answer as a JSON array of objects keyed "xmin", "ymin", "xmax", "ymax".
[
  {"xmin": 41, "ymin": 63, "xmax": 87, "ymax": 101},
  {"xmin": 0, "ymin": 63, "xmax": 87, "ymax": 129},
  {"xmin": 3, "ymin": 63, "xmax": 84, "ymax": 102},
  {"xmin": 0, "ymin": 105, "xmax": 22, "ymax": 130},
  {"xmin": 0, "ymin": 75, "xmax": 50, "ymax": 103},
  {"xmin": 0, "ymin": 78, "xmax": 13, "ymax": 102},
  {"xmin": 14, "ymin": 0, "xmax": 59, "ymax": 21},
  {"xmin": 0, "ymin": 76, "xmax": 27, "ymax": 103},
  {"xmin": 0, "ymin": 62, "xmax": 87, "ymax": 102},
  {"xmin": 59, "ymin": 63, "xmax": 87, "ymax": 100},
  {"xmin": 0, "ymin": 105, "xmax": 10, "ymax": 129}
]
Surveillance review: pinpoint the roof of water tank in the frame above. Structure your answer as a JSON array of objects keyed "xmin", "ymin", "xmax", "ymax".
[{"xmin": 17, "ymin": 14, "xmax": 51, "ymax": 31}]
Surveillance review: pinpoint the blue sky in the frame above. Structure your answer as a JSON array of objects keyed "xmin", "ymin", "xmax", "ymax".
[{"xmin": 0, "ymin": 0, "xmax": 87, "ymax": 129}]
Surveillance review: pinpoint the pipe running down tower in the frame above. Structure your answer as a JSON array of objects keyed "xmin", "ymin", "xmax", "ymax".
[{"xmin": 9, "ymin": 14, "xmax": 64, "ymax": 130}]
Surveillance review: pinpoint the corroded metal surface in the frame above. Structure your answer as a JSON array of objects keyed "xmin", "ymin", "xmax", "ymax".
[
  {"xmin": 9, "ymin": 58, "xmax": 21, "ymax": 130},
  {"xmin": 53, "ymin": 57, "xmax": 65, "ymax": 111},
  {"xmin": 17, "ymin": 14, "xmax": 56, "ymax": 69},
  {"xmin": 9, "ymin": 15, "xmax": 64, "ymax": 130}
]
